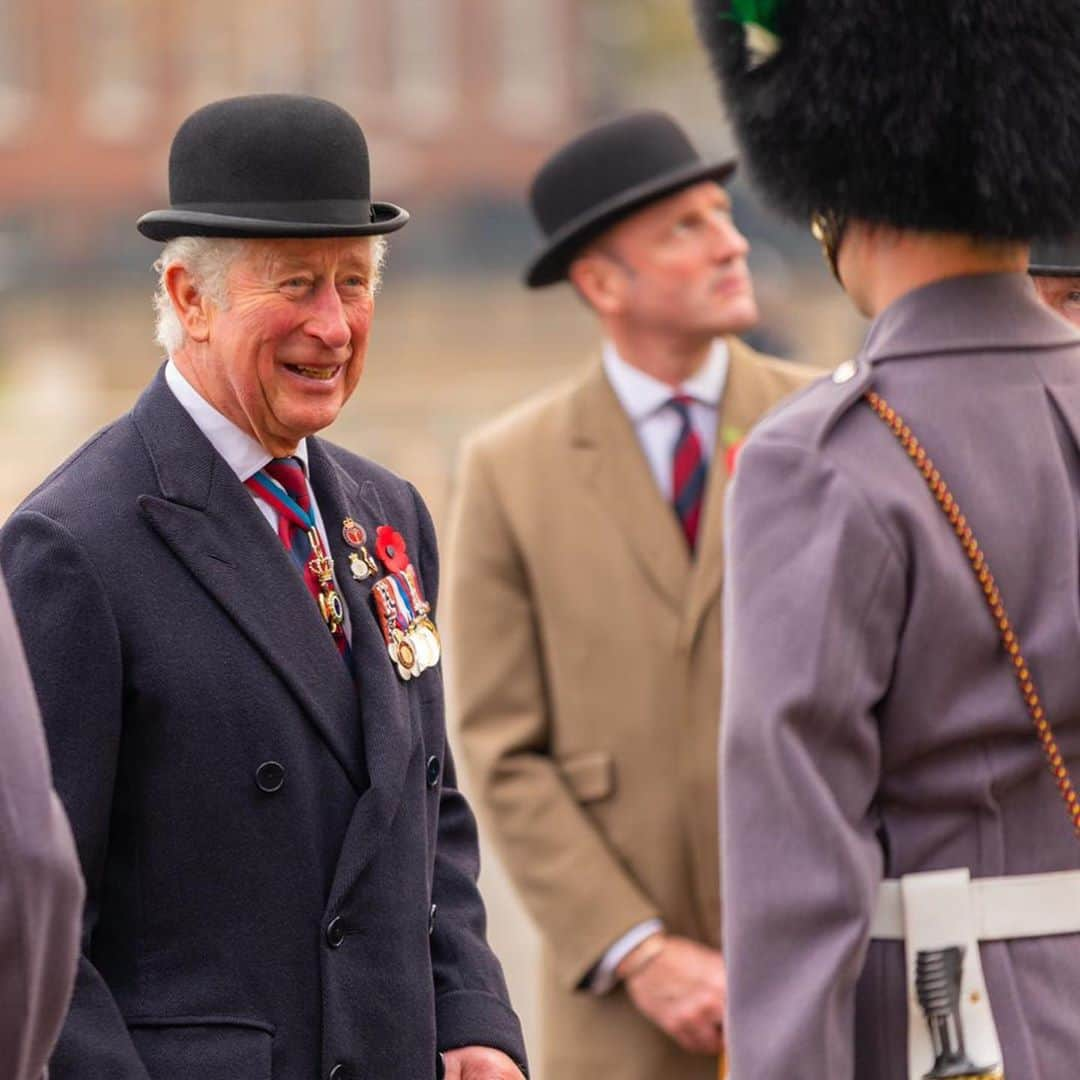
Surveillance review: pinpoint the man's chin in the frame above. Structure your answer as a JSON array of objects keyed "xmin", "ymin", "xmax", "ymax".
[{"xmin": 707, "ymin": 301, "xmax": 760, "ymax": 337}]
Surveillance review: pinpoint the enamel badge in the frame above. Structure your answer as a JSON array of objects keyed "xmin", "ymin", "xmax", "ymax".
[{"xmin": 341, "ymin": 517, "xmax": 378, "ymax": 581}]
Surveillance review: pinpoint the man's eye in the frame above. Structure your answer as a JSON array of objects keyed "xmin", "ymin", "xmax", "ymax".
[
  {"xmin": 282, "ymin": 277, "xmax": 311, "ymax": 290},
  {"xmin": 1066, "ymin": 291, "xmax": 1080, "ymax": 306},
  {"xmin": 340, "ymin": 275, "xmax": 366, "ymax": 289}
]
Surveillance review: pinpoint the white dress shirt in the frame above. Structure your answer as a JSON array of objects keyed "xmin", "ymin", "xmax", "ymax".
[
  {"xmin": 602, "ymin": 339, "xmax": 728, "ymax": 500},
  {"xmin": 164, "ymin": 359, "xmax": 353, "ymax": 643},
  {"xmin": 587, "ymin": 341, "xmax": 729, "ymax": 994}
]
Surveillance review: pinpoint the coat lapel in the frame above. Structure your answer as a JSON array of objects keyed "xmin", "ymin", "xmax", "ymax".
[
  {"xmin": 569, "ymin": 362, "xmax": 691, "ymax": 614},
  {"xmin": 131, "ymin": 370, "xmax": 364, "ymax": 791},
  {"xmin": 306, "ymin": 440, "xmax": 422, "ymax": 891},
  {"xmin": 681, "ymin": 338, "xmax": 785, "ymax": 648}
]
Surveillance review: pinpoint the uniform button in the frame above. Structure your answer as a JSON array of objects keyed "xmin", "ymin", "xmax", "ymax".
[
  {"xmin": 326, "ymin": 916, "xmax": 346, "ymax": 948},
  {"xmin": 329, "ymin": 1065, "xmax": 348, "ymax": 1080},
  {"xmin": 255, "ymin": 761, "xmax": 285, "ymax": 793},
  {"xmin": 832, "ymin": 359, "xmax": 858, "ymax": 384},
  {"xmin": 428, "ymin": 903, "xmax": 437, "ymax": 936},
  {"xmin": 426, "ymin": 755, "xmax": 441, "ymax": 788}
]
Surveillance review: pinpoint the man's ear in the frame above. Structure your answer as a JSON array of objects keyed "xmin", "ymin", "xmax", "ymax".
[
  {"xmin": 568, "ymin": 252, "xmax": 625, "ymax": 317},
  {"xmin": 164, "ymin": 264, "xmax": 213, "ymax": 343}
]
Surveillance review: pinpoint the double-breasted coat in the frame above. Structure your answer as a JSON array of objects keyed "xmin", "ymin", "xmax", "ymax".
[
  {"xmin": 721, "ymin": 273, "xmax": 1080, "ymax": 1080},
  {"xmin": 0, "ymin": 572, "xmax": 83, "ymax": 1080},
  {"xmin": 446, "ymin": 339, "xmax": 816, "ymax": 1080},
  {"xmin": 0, "ymin": 369, "xmax": 526, "ymax": 1080}
]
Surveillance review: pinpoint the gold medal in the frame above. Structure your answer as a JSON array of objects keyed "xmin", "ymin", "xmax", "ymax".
[{"xmin": 349, "ymin": 552, "xmax": 372, "ymax": 581}]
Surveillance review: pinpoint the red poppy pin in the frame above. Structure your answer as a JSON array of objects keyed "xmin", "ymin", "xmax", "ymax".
[
  {"xmin": 722, "ymin": 426, "xmax": 746, "ymax": 475},
  {"xmin": 375, "ymin": 525, "xmax": 409, "ymax": 573}
]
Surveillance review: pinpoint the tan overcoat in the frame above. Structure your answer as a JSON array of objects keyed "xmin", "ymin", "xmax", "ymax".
[{"xmin": 446, "ymin": 339, "xmax": 819, "ymax": 1079}]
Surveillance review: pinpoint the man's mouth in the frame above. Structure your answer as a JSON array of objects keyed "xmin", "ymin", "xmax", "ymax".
[{"xmin": 285, "ymin": 364, "xmax": 341, "ymax": 382}]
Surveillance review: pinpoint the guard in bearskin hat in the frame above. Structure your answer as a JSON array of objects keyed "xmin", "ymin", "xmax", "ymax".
[
  {"xmin": 692, "ymin": 3, "xmax": 1080, "ymax": 1079},
  {"xmin": 1031, "ymin": 237, "xmax": 1080, "ymax": 328}
]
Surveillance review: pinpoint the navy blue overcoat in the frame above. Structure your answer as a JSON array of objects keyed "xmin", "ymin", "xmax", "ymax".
[{"xmin": 0, "ymin": 368, "xmax": 526, "ymax": 1080}]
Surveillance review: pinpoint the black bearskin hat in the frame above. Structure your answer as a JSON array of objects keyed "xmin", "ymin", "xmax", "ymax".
[{"xmin": 694, "ymin": 0, "xmax": 1080, "ymax": 241}]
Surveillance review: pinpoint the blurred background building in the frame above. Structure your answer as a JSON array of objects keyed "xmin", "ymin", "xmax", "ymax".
[{"xmin": 0, "ymin": 1, "xmax": 864, "ymax": 1072}]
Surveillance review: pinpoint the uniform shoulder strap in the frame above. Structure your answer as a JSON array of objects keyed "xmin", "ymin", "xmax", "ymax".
[{"xmin": 864, "ymin": 390, "xmax": 1080, "ymax": 839}]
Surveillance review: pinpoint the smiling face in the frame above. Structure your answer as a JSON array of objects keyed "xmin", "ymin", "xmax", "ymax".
[
  {"xmin": 1033, "ymin": 274, "xmax": 1080, "ymax": 329},
  {"xmin": 575, "ymin": 180, "xmax": 758, "ymax": 342},
  {"xmin": 176, "ymin": 236, "xmax": 378, "ymax": 455}
]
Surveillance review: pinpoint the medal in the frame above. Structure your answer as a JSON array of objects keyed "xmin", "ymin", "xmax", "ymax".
[
  {"xmin": 368, "ymin": 523, "xmax": 442, "ymax": 682},
  {"xmin": 306, "ymin": 528, "xmax": 345, "ymax": 637},
  {"xmin": 348, "ymin": 552, "xmax": 373, "ymax": 581}
]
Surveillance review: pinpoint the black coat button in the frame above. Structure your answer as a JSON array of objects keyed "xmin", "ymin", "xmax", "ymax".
[
  {"xmin": 426, "ymin": 755, "xmax": 441, "ymax": 788},
  {"xmin": 255, "ymin": 761, "xmax": 285, "ymax": 793},
  {"xmin": 326, "ymin": 916, "xmax": 346, "ymax": 948},
  {"xmin": 329, "ymin": 1066, "xmax": 348, "ymax": 1080},
  {"xmin": 428, "ymin": 903, "xmax": 437, "ymax": 936}
]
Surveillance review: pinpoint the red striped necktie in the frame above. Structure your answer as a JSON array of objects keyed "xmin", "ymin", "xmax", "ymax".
[
  {"xmin": 669, "ymin": 394, "xmax": 707, "ymax": 552},
  {"xmin": 245, "ymin": 457, "xmax": 350, "ymax": 659}
]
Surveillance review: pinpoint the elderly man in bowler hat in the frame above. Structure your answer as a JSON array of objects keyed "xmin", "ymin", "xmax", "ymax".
[
  {"xmin": 447, "ymin": 111, "xmax": 816, "ymax": 1080},
  {"xmin": 1030, "ymin": 237, "xmax": 1080, "ymax": 328},
  {"xmin": 695, "ymin": 2, "xmax": 1080, "ymax": 1078},
  {"xmin": 0, "ymin": 94, "xmax": 526, "ymax": 1080}
]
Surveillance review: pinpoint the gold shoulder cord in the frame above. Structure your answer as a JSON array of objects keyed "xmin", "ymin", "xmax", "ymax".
[{"xmin": 864, "ymin": 391, "xmax": 1080, "ymax": 838}]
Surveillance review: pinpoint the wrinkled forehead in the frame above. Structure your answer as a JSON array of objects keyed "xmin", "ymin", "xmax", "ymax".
[{"xmin": 238, "ymin": 235, "xmax": 377, "ymax": 275}]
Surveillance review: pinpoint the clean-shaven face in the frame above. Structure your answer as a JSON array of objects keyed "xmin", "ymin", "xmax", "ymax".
[
  {"xmin": 197, "ymin": 236, "xmax": 376, "ymax": 453},
  {"xmin": 598, "ymin": 180, "xmax": 758, "ymax": 337},
  {"xmin": 1034, "ymin": 274, "xmax": 1080, "ymax": 329}
]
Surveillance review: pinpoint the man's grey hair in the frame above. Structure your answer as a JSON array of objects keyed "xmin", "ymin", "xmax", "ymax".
[{"xmin": 153, "ymin": 235, "xmax": 389, "ymax": 356}]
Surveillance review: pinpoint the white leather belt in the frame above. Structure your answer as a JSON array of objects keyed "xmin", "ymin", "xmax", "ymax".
[
  {"xmin": 870, "ymin": 868, "xmax": 1080, "ymax": 1080},
  {"xmin": 871, "ymin": 868, "xmax": 1080, "ymax": 941}
]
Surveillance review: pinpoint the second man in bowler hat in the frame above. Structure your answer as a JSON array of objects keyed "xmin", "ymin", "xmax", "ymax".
[
  {"xmin": 0, "ymin": 95, "xmax": 527, "ymax": 1080},
  {"xmin": 447, "ymin": 112, "xmax": 817, "ymax": 1080}
]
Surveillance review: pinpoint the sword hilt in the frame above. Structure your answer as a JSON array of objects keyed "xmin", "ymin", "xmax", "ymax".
[{"xmin": 915, "ymin": 947, "xmax": 1002, "ymax": 1079}]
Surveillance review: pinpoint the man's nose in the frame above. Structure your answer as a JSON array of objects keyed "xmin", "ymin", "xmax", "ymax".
[
  {"xmin": 709, "ymin": 216, "xmax": 750, "ymax": 262},
  {"xmin": 305, "ymin": 284, "xmax": 352, "ymax": 349}
]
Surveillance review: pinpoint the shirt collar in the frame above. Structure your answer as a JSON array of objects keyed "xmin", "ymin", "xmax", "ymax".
[
  {"xmin": 602, "ymin": 340, "xmax": 729, "ymax": 424},
  {"xmin": 164, "ymin": 359, "xmax": 309, "ymax": 482}
]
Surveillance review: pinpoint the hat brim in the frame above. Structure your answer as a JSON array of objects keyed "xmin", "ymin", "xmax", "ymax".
[
  {"xmin": 136, "ymin": 201, "xmax": 409, "ymax": 241},
  {"xmin": 524, "ymin": 158, "xmax": 736, "ymax": 289}
]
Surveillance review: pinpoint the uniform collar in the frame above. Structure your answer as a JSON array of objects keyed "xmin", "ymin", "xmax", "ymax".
[
  {"xmin": 863, "ymin": 271, "xmax": 1078, "ymax": 364},
  {"xmin": 602, "ymin": 339, "xmax": 729, "ymax": 423},
  {"xmin": 164, "ymin": 358, "xmax": 310, "ymax": 480}
]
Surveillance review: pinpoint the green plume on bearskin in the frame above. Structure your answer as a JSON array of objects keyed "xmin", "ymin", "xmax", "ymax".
[{"xmin": 725, "ymin": 0, "xmax": 783, "ymax": 65}]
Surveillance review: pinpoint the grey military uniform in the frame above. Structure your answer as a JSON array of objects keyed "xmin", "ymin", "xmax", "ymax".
[
  {"xmin": 0, "ymin": 572, "xmax": 83, "ymax": 1079},
  {"xmin": 721, "ymin": 272, "xmax": 1080, "ymax": 1080}
]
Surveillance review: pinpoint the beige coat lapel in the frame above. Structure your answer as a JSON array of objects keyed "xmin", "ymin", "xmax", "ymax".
[
  {"xmin": 569, "ymin": 362, "xmax": 691, "ymax": 613},
  {"xmin": 681, "ymin": 337, "xmax": 785, "ymax": 647}
]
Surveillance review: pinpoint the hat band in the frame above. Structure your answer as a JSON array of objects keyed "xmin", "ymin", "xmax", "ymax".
[{"xmin": 172, "ymin": 197, "xmax": 375, "ymax": 224}]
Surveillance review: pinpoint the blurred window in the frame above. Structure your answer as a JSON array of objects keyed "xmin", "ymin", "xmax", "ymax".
[
  {"xmin": 493, "ymin": 0, "xmax": 563, "ymax": 133},
  {"xmin": 0, "ymin": 0, "xmax": 35, "ymax": 140},
  {"xmin": 185, "ymin": 0, "xmax": 240, "ymax": 103},
  {"xmin": 82, "ymin": 0, "xmax": 150, "ymax": 140},
  {"xmin": 391, "ymin": 0, "xmax": 457, "ymax": 130},
  {"xmin": 315, "ymin": 0, "xmax": 367, "ymax": 101},
  {"xmin": 239, "ymin": 0, "xmax": 306, "ymax": 93}
]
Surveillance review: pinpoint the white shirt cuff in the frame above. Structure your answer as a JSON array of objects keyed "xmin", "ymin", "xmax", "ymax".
[{"xmin": 587, "ymin": 918, "xmax": 665, "ymax": 995}]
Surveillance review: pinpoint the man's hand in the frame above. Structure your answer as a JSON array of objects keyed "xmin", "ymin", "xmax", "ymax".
[
  {"xmin": 618, "ymin": 934, "xmax": 726, "ymax": 1055},
  {"xmin": 442, "ymin": 1046, "xmax": 524, "ymax": 1079}
]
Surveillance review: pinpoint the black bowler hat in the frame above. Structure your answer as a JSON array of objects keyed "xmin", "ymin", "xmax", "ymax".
[
  {"xmin": 137, "ymin": 94, "xmax": 409, "ymax": 241},
  {"xmin": 1030, "ymin": 237, "xmax": 1080, "ymax": 277},
  {"xmin": 524, "ymin": 111, "xmax": 736, "ymax": 288}
]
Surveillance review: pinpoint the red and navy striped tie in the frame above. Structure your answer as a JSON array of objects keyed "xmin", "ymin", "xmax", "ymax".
[
  {"xmin": 245, "ymin": 457, "xmax": 350, "ymax": 659},
  {"xmin": 669, "ymin": 395, "xmax": 707, "ymax": 552}
]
